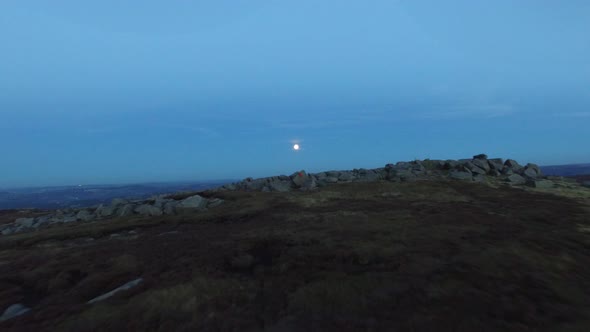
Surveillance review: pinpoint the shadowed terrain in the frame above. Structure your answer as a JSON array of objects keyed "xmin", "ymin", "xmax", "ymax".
[{"xmin": 1, "ymin": 179, "xmax": 590, "ymax": 331}]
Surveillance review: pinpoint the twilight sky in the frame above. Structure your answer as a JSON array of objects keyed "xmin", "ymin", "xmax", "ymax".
[{"xmin": 1, "ymin": 0, "xmax": 589, "ymax": 188}]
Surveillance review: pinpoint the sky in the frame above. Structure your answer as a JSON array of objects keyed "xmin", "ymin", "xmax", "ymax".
[{"xmin": 1, "ymin": 0, "xmax": 589, "ymax": 188}]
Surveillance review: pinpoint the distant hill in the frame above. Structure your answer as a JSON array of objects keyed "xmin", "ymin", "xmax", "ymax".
[
  {"xmin": 540, "ymin": 163, "xmax": 590, "ymax": 177},
  {"xmin": 0, "ymin": 181, "xmax": 234, "ymax": 210}
]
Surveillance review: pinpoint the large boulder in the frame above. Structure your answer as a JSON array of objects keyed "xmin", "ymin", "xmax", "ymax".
[
  {"xmin": 268, "ymin": 180, "xmax": 292, "ymax": 192},
  {"xmin": 95, "ymin": 204, "xmax": 116, "ymax": 218},
  {"xmin": 15, "ymin": 218, "xmax": 35, "ymax": 228},
  {"xmin": 450, "ymin": 171, "xmax": 473, "ymax": 181},
  {"xmin": 524, "ymin": 163, "xmax": 542, "ymax": 178},
  {"xmin": 117, "ymin": 204, "xmax": 135, "ymax": 217},
  {"xmin": 76, "ymin": 210, "xmax": 96, "ymax": 222},
  {"xmin": 472, "ymin": 159, "xmax": 491, "ymax": 173},
  {"xmin": 488, "ymin": 158, "xmax": 504, "ymax": 171},
  {"xmin": 473, "ymin": 154, "xmax": 488, "ymax": 160},
  {"xmin": 523, "ymin": 167, "xmax": 538, "ymax": 179},
  {"xmin": 504, "ymin": 159, "xmax": 523, "ymax": 171},
  {"xmin": 134, "ymin": 204, "xmax": 163, "ymax": 216},
  {"xmin": 290, "ymin": 171, "xmax": 309, "ymax": 187},
  {"xmin": 163, "ymin": 201, "xmax": 178, "ymax": 215},
  {"xmin": 506, "ymin": 174, "xmax": 526, "ymax": 185},
  {"xmin": 337, "ymin": 171, "xmax": 354, "ymax": 182},
  {"xmin": 177, "ymin": 195, "xmax": 207, "ymax": 209}
]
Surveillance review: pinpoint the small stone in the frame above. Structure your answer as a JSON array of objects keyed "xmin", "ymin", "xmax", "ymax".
[{"xmin": 0, "ymin": 303, "xmax": 31, "ymax": 322}]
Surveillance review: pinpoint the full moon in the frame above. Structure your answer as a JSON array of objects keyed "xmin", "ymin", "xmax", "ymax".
[{"xmin": 293, "ymin": 144, "xmax": 300, "ymax": 150}]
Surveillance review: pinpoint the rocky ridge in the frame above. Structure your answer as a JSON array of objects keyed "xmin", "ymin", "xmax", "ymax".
[
  {"xmin": 1, "ymin": 194, "xmax": 224, "ymax": 236},
  {"xmin": 219, "ymin": 154, "xmax": 548, "ymax": 192},
  {"xmin": 0, "ymin": 154, "xmax": 558, "ymax": 237}
]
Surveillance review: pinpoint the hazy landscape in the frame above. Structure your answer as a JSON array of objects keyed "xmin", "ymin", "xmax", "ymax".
[{"xmin": 2, "ymin": 1, "xmax": 589, "ymax": 331}]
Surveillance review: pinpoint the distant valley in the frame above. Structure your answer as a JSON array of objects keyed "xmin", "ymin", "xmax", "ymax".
[{"xmin": 540, "ymin": 163, "xmax": 590, "ymax": 177}]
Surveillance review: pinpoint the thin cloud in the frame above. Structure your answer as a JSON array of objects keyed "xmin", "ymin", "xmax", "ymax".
[{"xmin": 421, "ymin": 104, "xmax": 516, "ymax": 119}]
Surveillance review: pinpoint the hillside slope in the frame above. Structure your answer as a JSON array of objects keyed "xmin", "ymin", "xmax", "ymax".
[{"xmin": 1, "ymin": 178, "xmax": 590, "ymax": 331}]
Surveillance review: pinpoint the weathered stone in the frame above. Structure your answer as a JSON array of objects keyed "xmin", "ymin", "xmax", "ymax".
[
  {"xmin": 473, "ymin": 174, "xmax": 488, "ymax": 183},
  {"xmin": 290, "ymin": 171, "xmax": 309, "ymax": 187},
  {"xmin": 504, "ymin": 159, "xmax": 522, "ymax": 170},
  {"xmin": 473, "ymin": 154, "xmax": 488, "ymax": 160},
  {"xmin": 134, "ymin": 204, "xmax": 163, "ymax": 216},
  {"xmin": 501, "ymin": 166, "xmax": 514, "ymax": 175},
  {"xmin": 269, "ymin": 180, "xmax": 292, "ymax": 192},
  {"xmin": 324, "ymin": 177, "xmax": 339, "ymax": 183},
  {"xmin": 470, "ymin": 166, "xmax": 487, "ymax": 175},
  {"xmin": 76, "ymin": 210, "xmax": 95, "ymax": 222},
  {"xmin": 163, "ymin": 201, "xmax": 178, "ymax": 215},
  {"xmin": 15, "ymin": 218, "xmax": 35, "ymax": 228},
  {"xmin": 472, "ymin": 159, "xmax": 491, "ymax": 172},
  {"xmin": 527, "ymin": 179, "xmax": 554, "ymax": 189},
  {"xmin": 117, "ymin": 204, "xmax": 135, "ymax": 217},
  {"xmin": 506, "ymin": 174, "xmax": 526, "ymax": 185},
  {"xmin": 0, "ymin": 303, "xmax": 31, "ymax": 322},
  {"xmin": 523, "ymin": 167, "xmax": 538, "ymax": 179},
  {"xmin": 524, "ymin": 163, "xmax": 542, "ymax": 177},
  {"xmin": 87, "ymin": 278, "xmax": 143, "ymax": 304},
  {"xmin": 207, "ymin": 198, "xmax": 224, "ymax": 208},
  {"xmin": 398, "ymin": 170, "xmax": 417, "ymax": 182},
  {"xmin": 488, "ymin": 158, "xmax": 504, "ymax": 171},
  {"xmin": 443, "ymin": 160, "xmax": 459, "ymax": 170},
  {"xmin": 177, "ymin": 195, "xmax": 207, "ymax": 209},
  {"xmin": 489, "ymin": 169, "xmax": 501, "ymax": 177},
  {"xmin": 450, "ymin": 171, "xmax": 473, "ymax": 181},
  {"xmin": 337, "ymin": 171, "xmax": 354, "ymax": 182},
  {"xmin": 95, "ymin": 204, "xmax": 116, "ymax": 218}
]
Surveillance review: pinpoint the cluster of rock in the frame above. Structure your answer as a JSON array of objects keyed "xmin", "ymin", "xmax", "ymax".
[
  {"xmin": 219, "ymin": 154, "xmax": 551, "ymax": 193},
  {"xmin": 1, "ymin": 194, "xmax": 223, "ymax": 236}
]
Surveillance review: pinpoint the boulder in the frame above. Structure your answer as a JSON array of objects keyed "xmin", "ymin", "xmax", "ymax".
[
  {"xmin": 473, "ymin": 174, "xmax": 488, "ymax": 183},
  {"xmin": 443, "ymin": 160, "xmax": 459, "ymax": 170},
  {"xmin": 299, "ymin": 176, "xmax": 317, "ymax": 191},
  {"xmin": 470, "ymin": 166, "xmax": 487, "ymax": 175},
  {"xmin": 524, "ymin": 163, "xmax": 542, "ymax": 177},
  {"xmin": 0, "ymin": 303, "xmax": 31, "ymax": 322},
  {"xmin": 290, "ymin": 171, "xmax": 309, "ymax": 187},
  {"xmin": 504, "ymin": 159, "xmax": 523, "ymax": 171},
  {"xmin": 207, "ymin": 198, "xmax": 224, "ymax": 208},
  {"xmin": 324, "ymin": 177, "xmax": 339, "ymax": 183},
  {"xmin": 501, "ymin": 166, "xmax": 514, "ymax": 175},
  {"xmin": 489, "ymin": 169, "xmax": 501, "ymax": 177},
  {"xmin": 523, "ymin": 167, "xmax": 538, "ymax": 179},
  {"xmin": 358, "ymin": 169, "xmax": 381, "ymax": 182},
  {"xmin": 527, "ymin": 179, "xmax": 554, "ymax": 189},
  {"xmin": 397, "ymin": 170, "xmax": 417, "ymax": 182},
  {"xmin": 95, "ymin": 204, "xmax": 116, "ymax": 218},
  {"xmin": 134, "ymin": 204, "xmax": 163, "ymax": 216},
  {"xmin": 87, "ymin": 278, "xmax": 143, "ymax": 304},
  {"xmin": 337, "ymin": 171, "xmax": 354, "ymax": 182},
  {"xmin": 472, "ymin": 159, "xmax": 491, "ymax": 172},
  {"xmin": 76, "ymin": 210, "xmax": 95, "ymax": 222},
  {"xmin": 177, "ymin": 195, "xmax": 207, "ymax": 209},
  {"xmin": 269, "ymin": 180, "xmax": 292, "ymax": 192},
  {"xmin": 163, "ymin": 201, "xmax": 178, "ymax": 215},
  {"xmin": 450, "ymin": 171, "xmax": 473, "ymax": 181},
  {"xmin": 15, "ymin": 218, "xmax": 35, "ymax": 228},
  {"xmin": 473, "ymin": 154, "xmax": 488, "ymax": 160},
  {"xmin": 117, "ymin": 204, "xmax": 135, "ymax": 217},
  {"xmin": 506, "ymin": 174, "xmax": 526, "ymax": 185},
  {"xmin": 488, "ymin": 158, "xmax": 504, "ymax": 171},
  {"xmin": 1, "ymin": 227, "xmax": 14, "ymax": 236}
]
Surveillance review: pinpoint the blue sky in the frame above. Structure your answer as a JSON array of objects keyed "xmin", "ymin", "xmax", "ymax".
[{"xmin": 1, "ymin": 0, "xmax": 589, "ymax": 187}]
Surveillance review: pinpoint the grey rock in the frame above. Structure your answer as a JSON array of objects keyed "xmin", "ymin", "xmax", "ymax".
[
  {"xmin": 501, "ymin": 166, "xmax": 514, "ymax": 175},
  {"xmin": 473, "ymin": 154, "xmax": 488, "ymax": 160},
  {"xmin": 207, "ymin": 198, "xmax": 224, "ymax": 208},
  {"xmin": 242, "ymin": 177, "xmax": 267, "ymax": 191},
  {"xmin": 153, "ymin": 197, "xmax": 170, "ymax": 208},
  {"xmin": 450, "ymin": 171, "xmax": 473, "ymax": 181},
  {"xmin": 472, "ymin": 159, "xmax": 491, "ymax": 172},
  {"xmin": 506, "ymin": 174, "xmax": 526, "ymax": 185},
  {"xmin": 1, "ymin": 227, "xmax": 14, "ymax": 236},
  {"xmin": 527, "ymin": 179, "xmax": 554, "ymax": 189},
  {"xmin": 489, "ymin": 169, "xmax": 501, "ymax": 177},
  {"xmin": 177, "ymin": 195, "xmax": 207, "ymax": 209},
  {"xmin": 398, "ymin": 170, "xmax": 417, "ymax": 182},
  {"xmin": 443, "ymin": 160, "xmax": 459, "ymax": 170},
  {"xmin": 117, "ymin": 204, "xmax": 135, "ymax": 217},
  {"xmin": 488, "ymin": 158, "xmax": 504, "ymax": 171},
  {"xmin": 470, "ymin": 166, "xmax": 487, "ymax": 175},
  {"xmin": 523, "ymin": 167, "xmax": 538, "ymax": 179},
  {"xmin": 324, "ymin": 177, "xmax": 339, "ymax": 183},
  {"xmin": 338, "ymin": 171, "xmax": 354, "ymax": 182},
  {"xmin": 269, "ymin": 180, "xmax": 292, "ymax": 192},
  {"xmin": 0, "ymin": 303, "xmax": 31, "ymax": 321},
  {"xmin": 473, "ymin": 174, "xmax": 488, "ymax": 183},
  {"xmin": 134, "ymin": 204, "xmax": 163, "ymax": 216},
  {"xmin": 76, "ymin": 210, "xmax": 96, "ymax": 222},
  {"xmin": 63, "ymin": 215, "xmax": 77, "ymax": 223},
  {"xmin": 525, "ymin": 163, "xmax": 542, "ymax": 176},
  {"xmin": 290, "ymin": 171, "xmax": 309, "ymax": 187},
  {"xmin": 163, "ymin": 201, "xmax": 178, "ymax": 215},
  {"xmin": 15, "ymin": 218, "xmax": 35, "ymax": 228},
  {"xmin": 95, "ymin": 204, "xmax": 116, "ymax": 218},
  {"xmin": 504, "ymin": 159, "xmax": 523, "ymax": 170},
  {"xmin": 87, "ymin": 278, "xmax": 143, "ymax": 304},
  {"xmin": 395, "ymin": 161, "xmax": 412, "ymax": 170}
]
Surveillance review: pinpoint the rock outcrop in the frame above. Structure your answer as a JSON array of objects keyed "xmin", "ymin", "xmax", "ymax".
[{"xmin": 2, "ymin": 194, "xmax": 224, "ymax": 236}]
